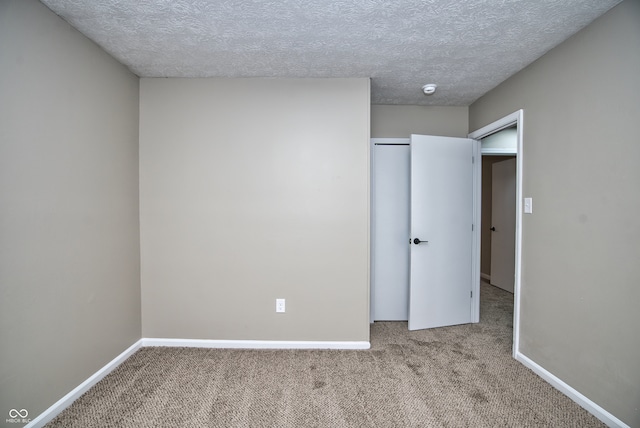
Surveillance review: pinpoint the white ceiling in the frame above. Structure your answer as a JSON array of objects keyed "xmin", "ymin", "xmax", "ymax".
[{"xmin": 40, "ymin": 0, "xmax": 621, "ymax": 106}]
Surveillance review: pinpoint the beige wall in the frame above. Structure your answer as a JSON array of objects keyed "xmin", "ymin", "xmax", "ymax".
[
  {"xmin": 140, "ymin": 78, "xmax": 370, "ymax": 342},
  {"xmin": 371, "ymin": 105, "xmax": 468, "ymax": 138},
  {"xmin": 470, "ymin": 1, "xmax": 640, "ymax": 425},
  {"xmin": 0, "ymin": 0, "xmax": 141, "ymax": 423}
]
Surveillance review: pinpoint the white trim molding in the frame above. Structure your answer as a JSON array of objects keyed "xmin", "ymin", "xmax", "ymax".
[
  {"xmin": 142, "ymin": 338, "xmax": 371, "ymax": 350},
  {"xmin": 516, "ymin": 352, "xmax": 630, "ymax": 428},
  {"xmin": 470, "ymin": 110, "xmax": 523, "ymax": 138},
  {"xmin": 471, "ymin": 137, "xmax": 482, "ymax": 323},
  {"xmin": 481, "ymin": 147, "xmax": 517, "ymax": 155},
  {"xmin": 26, "ymin": 340, "xmax": 143, "ymax": 428},
  {"xmin": 27, "ymin": 335, "xmax": 627, "ymax": 427}
]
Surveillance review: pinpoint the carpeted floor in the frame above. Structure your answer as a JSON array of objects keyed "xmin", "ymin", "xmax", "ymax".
[{"xmin": 47, "ymin": 283, "xmax": 604, "ymax": 427}]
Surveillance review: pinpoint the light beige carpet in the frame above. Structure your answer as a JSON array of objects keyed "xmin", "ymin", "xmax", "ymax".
[{"xmin": 47, "ymin": 284, "xmax": 604, "ymax": 427}]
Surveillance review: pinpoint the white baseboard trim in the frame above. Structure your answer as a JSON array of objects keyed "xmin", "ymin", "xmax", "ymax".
[
  {"xmin": 142, "ymin": 338, "xmax": 371, "ymax": 350},
  {"xmin": 481, "ymin": 272, "xmax": 491, "ymax": 281},
  {"xmin": 516, "ymin": 352, "xmax": 629, "ymax": 428},
  {"xmin": 26, "ymin": 339, "xmax": 143, "ymax": 428},
  {"xmin": 28, "ymin": 340, "xmax": 627, "ymax": 427}
]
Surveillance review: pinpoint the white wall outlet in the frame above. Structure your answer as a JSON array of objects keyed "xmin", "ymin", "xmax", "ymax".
[
  {"xmin": 276, "ymin": 298, "xmax": 286, "ymax": 313},
  {"xmin": 524, "ymin": 197, "xmax": 533, "ymax": 214}
]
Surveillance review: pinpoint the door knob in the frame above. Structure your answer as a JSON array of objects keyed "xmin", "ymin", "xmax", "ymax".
[
  {"xmin": 413, "ymin": 238, "xmax": 427, "ymax": 245},
  {"xmin": 490, "ymin": 227, "xmax": 496, "ymax": 231}
]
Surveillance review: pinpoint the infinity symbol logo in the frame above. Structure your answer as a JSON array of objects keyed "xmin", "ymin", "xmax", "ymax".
[{"xmin": 9, "ymin": 409, "xmax": 28, "ymax": 418}]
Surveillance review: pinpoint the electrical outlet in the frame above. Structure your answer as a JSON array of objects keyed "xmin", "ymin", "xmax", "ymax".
[{"xmin": 276, "ymin": 298, "xmax": 286, "ymax": 313}]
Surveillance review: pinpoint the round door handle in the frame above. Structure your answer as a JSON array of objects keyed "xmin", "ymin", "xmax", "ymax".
[
  {"xmin": 490, "ymin": 227, "xmax": 496, "ymax": 231},
  {"xmin": 413, "ymin": 238, "xmax": 427, "ymax": 245}
]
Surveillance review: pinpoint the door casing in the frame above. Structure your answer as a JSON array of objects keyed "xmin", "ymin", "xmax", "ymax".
[{"xmin": 469, "ymin": 109, "xmax": 524, "ymax": 358}]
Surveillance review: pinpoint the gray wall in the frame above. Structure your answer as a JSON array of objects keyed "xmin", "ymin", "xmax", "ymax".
[
  {"xmin": 371, "ymin": 105, "xmax": 468, "ymax": 138},
  {"xmin": 140, "ymin": 78, "xmax": 370, "ymax": 342},
  {"xmin": 469, "ymin": 1, "xmax": 640, "ymax": 425},
  {"xmin": 0, "ymin": 0, "xmax": 141, "ymax": 423}
]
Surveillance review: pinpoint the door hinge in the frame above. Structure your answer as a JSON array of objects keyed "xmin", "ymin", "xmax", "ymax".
[
  {"xmin": 472, "ymin": 224, "xmax": 474, "ymax": 231},
  {"xmin": 472, "ymin": 156, "xmax": 475, "ymax": 164},
  {"xmin": 471, "ymin": 291, "xmax": 473, "ymax": 298}
]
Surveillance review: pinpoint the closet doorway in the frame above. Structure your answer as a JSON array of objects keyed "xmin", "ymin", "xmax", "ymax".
[{"xmin": 370, "ymin": 135, "xmax": 479, "ymax": 330}]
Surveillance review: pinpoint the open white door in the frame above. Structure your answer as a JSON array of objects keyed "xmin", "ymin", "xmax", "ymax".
[
  {"xmin": 490, "ymin": 158, "xmax": 516, "ymax": 293},
  {"xmin": 408, "ymin": 135, "xmax": 475, "ymax": 330}
]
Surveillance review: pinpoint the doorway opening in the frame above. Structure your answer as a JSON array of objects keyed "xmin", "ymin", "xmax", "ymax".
[
  {"xmin": 469, "ymin": 110, "xmax": 524, "ymax": 358},
  {"xmin": 482, "ymin": 153, "xmax": 516, "ymax": 291}
]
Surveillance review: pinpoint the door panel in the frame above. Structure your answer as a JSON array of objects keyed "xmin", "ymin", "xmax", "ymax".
[
  {"xmin": 409, "ymin": 135, "xmax": 474, "ymax": 330},
  {"xmin": 373, "ymin": 144, "xmax": 410, "ymax": 320},
  {"xmin": 490, "ymin": 158, "xmax": 516, "ymax": 293}
]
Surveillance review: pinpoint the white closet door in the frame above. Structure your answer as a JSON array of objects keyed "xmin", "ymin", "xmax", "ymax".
[{"xmin": 372, "ymin": 143, "xmax": 410, "ymax": 321}]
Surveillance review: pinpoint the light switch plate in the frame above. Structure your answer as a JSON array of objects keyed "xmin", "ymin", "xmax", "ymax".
[{"xmin": 524, "ymin": 197, "xmax": 533, "ymax": 214}]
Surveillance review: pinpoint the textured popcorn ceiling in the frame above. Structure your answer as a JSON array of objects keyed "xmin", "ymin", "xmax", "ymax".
[{"xmin": 40, "ymin": 0, "xmax": 621, "ymax": 105}]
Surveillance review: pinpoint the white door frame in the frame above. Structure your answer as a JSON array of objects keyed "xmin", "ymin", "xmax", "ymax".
[{"xmin": 469, "ymin": 109, "xmax": 524, "ymax": 358}]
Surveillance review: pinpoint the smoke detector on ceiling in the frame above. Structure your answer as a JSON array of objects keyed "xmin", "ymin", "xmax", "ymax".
[{"xmin": 422, "ymin": 84, "xmax": 437, "ymax": 95}]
